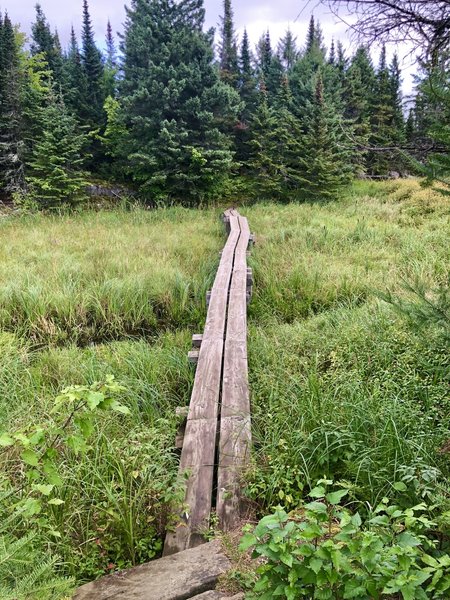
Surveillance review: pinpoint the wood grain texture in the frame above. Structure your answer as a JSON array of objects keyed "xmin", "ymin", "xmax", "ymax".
[
  {"xmin": 164, "ymin": 210, "xmax": 241, "ymax": 555},
  {"xmin": 217, "ymin": 212, "xmax": 252, "ymax": 531}
]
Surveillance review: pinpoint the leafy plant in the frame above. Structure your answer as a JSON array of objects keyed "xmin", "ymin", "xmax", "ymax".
[{"xmin": 241, "ymin": 480, "xmax": 450, "ymax": 599}]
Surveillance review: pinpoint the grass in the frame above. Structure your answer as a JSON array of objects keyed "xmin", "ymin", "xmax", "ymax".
[{"xmin": 0, "ymin": 179, "xmax": 449, "ymax": 595}]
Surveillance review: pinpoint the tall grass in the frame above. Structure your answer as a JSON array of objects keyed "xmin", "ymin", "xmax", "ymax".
[
  {"xmin": 0, "ymin": 207, "xmax": 222, "ymax": 345},
  {"xmin": 244, "ymin": 179, "xmax": 449, "ymax": 511},
  {"xmin": 0, "ymin": 180, "xmax": 448, "ymax": 593}
]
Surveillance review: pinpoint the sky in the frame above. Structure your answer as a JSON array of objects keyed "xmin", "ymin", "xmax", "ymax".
[{"xmin": 4, "ymin": 0, "xmax": 417, "ymax": 95}]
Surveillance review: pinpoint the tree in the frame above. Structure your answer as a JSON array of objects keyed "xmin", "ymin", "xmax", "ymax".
[
  {"xmin": 235, "ymin": 28, "xmax": 257, "ymax": 164},
  {"xmin": 30, "ymin": 4, "xmax": 63, "ymax": 84},
  {"xmin": 342, "ymin": 46, "xmax": 375, "ymax": 173},
  {"xmin": 80, "ymin": 0, "xmax": 105, "ymax": 127},
  {"xmin": 368, "ymin": 46, "xmax": 405, "ymax": 174},
  {"xmin": 25, "ymin": 91, "xmax": 88, "ymax": 208},
  {"xmin": 218, "ymin": 0, "xmax": 238, "ymax": 86},
  {"xmin": 0, "ymin": 13, "xmax": 25, "ymax": 195},
  {"xmin": 63, "ymin": 26, "xmax": 88, "ymax": 118},
  {"xmin": 279, "ymin": 28, "xmax": 298, "ymax": 71},
  {"xmin": 322, "ymin": 0, "xmax": 450, "ymax": 58},
  {"xmin": 296, "ymin": 73, "xmax": 352, "ymax": 200},
  {"xmin": 119, "ymin": 0, "xmax": 241, "ymax": 203},
  {"xmin": 103, "ymin": 20, "xmax": 118, "ymax": 98}
]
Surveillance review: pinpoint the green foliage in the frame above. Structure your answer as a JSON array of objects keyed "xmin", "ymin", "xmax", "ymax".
[
  {"xmin": 119, "ymin": 0, "xmax": 240, "ymax": 204},
  {"xmin": 0, "ymin": 533, "xmax": 74, "ymax": 600},
  {"xmin": 241, "ymin": 481, "xmax": 450, "ymax": 599},
  {"xmin": 23, "ymin": 92, "xmax": 88, "ymax": 208}
]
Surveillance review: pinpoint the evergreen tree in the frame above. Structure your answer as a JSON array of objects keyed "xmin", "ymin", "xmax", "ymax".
[
  {"xmin": 246, "ymin": 81, "xmax": 305, "ymax": 200},
  {"xmin": 279, "ymin": 28, "xmax": 298, "ymax": 71},
  {"xmin": 218, "ymin": 0, "xmax": 238, "ymax": 86},
  {"xmin": 405, "ymin": 108, "xmax": 415, "ymax": 143},
  {"xmin": 235, "ymin": 28, "xmax": 257, "ymax": 164},
  {"xmin": 290, "ymin": 17, "xmax": 326, "ymax": 112},
  {"xmin": 238, "ymin": 28, "xmax": 256, "ymax": 118},
  {"xmin": 0, "ymin": 13, "xmax": 25, "ymax": 195},
  {"xmin": 389, "ymin": 53, "xmax": 405, "ymax": 140},
  {"xmin": 328, "ymin": 39, "xmax": 336, "ymax": 65},
  {"xmin": 257, "ymin": 30, "xmax": 273, "ymax": 79},
  {"xmin": 30, "ymin": 4, "xmax": 63, "ymax": 84},
  {"xmin": 296, "ymin": 72, "xmax": 352, "ymax": 200},
  {"xmin": 25, "ymin": 91, "xmax": 88, "ymax": 207},
  {"xmin": 103, "ymin": 20, "xmax": 118, "ymax": 98},
  {"xmin": 369, "ymin": 45, "xmax": 404, "ymax": 174},
  {"xmin": 63, "ymin": 26, "xmax": 88, "ymax": 117},
  {"xmin": 305, "ymin": 15, "xmax": 325, "ymax": 59},
  {"xmin": 119, "ymin": 0, "xmax": 240, "ymax": 203},
  {"xmin": 80, "ymin": 0, "xmax": 105, "ymax": 127},
  {"xmin": 105, "ymin": 20, "xmax": 116, "ymax": 68},
  {"xmin": 342, "ymin": 46, "xmax": 375, "ymax": 173}
]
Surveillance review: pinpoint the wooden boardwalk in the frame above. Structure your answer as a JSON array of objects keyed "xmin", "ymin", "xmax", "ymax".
[{"xmin": 164, "ymin": 209, "xmax": 252, "ymax": 555}]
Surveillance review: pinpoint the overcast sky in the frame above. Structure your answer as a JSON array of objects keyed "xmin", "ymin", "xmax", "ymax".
[{"xmin": 4, "ymin": 0, "xmax": 417, "ymax": 95}]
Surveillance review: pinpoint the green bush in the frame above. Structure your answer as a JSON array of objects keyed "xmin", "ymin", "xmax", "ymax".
[{"xmin": 241, "ymin": 480, "xmax": 450, "ymax": 599}]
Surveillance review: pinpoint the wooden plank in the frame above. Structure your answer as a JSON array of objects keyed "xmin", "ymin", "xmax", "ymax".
[
  {"xmin": 164, "ymin": 210, "xmax": 241, "ymax": 555},
  {"xmin": 217, "ymin": 417, "xmax": 251, "ymax": 531},
  {"xmin": 163, "ymin": 465, "xmax": 215, "ymax": 554},
  {"xmin": 217, "ymin": 212, "xmax": 252, "ymax": 532},
  {"xmin": 192, "ymin": 334, "xmax": 203, "ymax": 348}
]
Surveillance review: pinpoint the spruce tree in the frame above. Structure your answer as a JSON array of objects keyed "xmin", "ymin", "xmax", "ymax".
[
  {"xmin": 238, "ymin": 28, "xmax": 256, "ymax": 118},
  {"xmin": 26, "ymin": 91, "xmax": 87, "ymax": 208},
  {"xmin": 369, "ymin": 45, "xmax": 404, "ymax": 174},
  {"xmin": 218, "ymin": 0, "xmax": 238, "ymax": 87},
  {"xmin": 235, "ymin": 28, "xmax": 256, "ymax": 164},
  {"xmin": 63, "ymin": 26, "xmax": 88, "ymax": 117},
  {"xmin": 30, "ymin": 5, "xmax": 63, "ymax": 84},
  {"xmin": 103, "ymin": 20, "xmax": 118, "ymax": 98},
  {"xmin": 279, "ymin": 28, "xmax": 298, "ymax": 71},
  {"xmin": 120, "ymin": 0, "xmax": 240, "ymax": 203},
  {"xmin": 0, "ymin": 13, "xmax": 25, "ymax": 195},
  {"xmin": 80, "ymin": 0, "xmax": 105, "ymax": 127},
  {"xmin": 296, "ymin": 72, "xmax": 352, "ymax": 200},
  {"xmin": 257, "ymin": 31, "xmax": 273, "ymax": 79},
  {"xmin": 342, "ymin": 46, "xmax": 375, "ymax": 174},
  {"xmin": 246, "ymin": 78, "xmax": 305, "ymax": 200}
]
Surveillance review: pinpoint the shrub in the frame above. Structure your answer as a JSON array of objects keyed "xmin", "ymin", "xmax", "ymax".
[{"xmin": 241, "ymin": 480, "xmax": 450, "ymax": 599}]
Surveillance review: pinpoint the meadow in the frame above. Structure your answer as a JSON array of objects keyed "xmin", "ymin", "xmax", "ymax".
[{"xmin": 0, "ymin": 179, "xmax": 449, "ymax": 597}]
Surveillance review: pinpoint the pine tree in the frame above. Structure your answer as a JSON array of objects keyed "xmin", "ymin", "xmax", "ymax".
[
  {"xmin": 119, "ymin": 0, "xmax": 240, "ymax": 203},
  {"xmin": 218, "ymin": 0, "xmax": 238, "ymax": 87},
  {"xmin": 26, "ymin": 91, "xmax": 88, "ymax": 207},
  {"xmin": 80, "ymin": 0, "xmax": 105, "ymax": 127},
  {"xmin": 296, "ymin": 72, "xmax": 352, "ymax": 200}
]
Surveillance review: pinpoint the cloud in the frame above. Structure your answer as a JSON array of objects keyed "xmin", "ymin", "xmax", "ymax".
[{"xmin": 5, "ymin": 0, "xmax": 416, "ymax": 92}]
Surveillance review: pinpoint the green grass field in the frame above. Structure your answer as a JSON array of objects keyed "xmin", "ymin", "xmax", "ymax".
[{"xmin": 0, "ymin": 179, "xmax": 449, "ymax": 596}]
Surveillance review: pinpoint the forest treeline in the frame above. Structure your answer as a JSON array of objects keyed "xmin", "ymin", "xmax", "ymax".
[{"xmin": 0, "ymin": 0, "xmax": 448, "ymax": 207}]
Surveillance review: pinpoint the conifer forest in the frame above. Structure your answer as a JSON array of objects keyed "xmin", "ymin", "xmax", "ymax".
[{"xmin": 0, "ymin": 0, "xmax": 449, "ymax": 598}]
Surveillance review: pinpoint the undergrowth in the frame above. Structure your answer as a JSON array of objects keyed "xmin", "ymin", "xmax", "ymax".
[{"xmin": 0, "ymin": 180, "xmax": 448, "ymax": 597}]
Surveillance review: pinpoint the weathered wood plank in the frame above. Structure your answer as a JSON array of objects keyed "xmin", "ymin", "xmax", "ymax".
[
  {"xmin": 217, "ymin": 212, "xmax": 252, "ymax": 532},
  {"xmin": 164, "ymin": 210, "xmax": 241, "ymax": 555}
]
